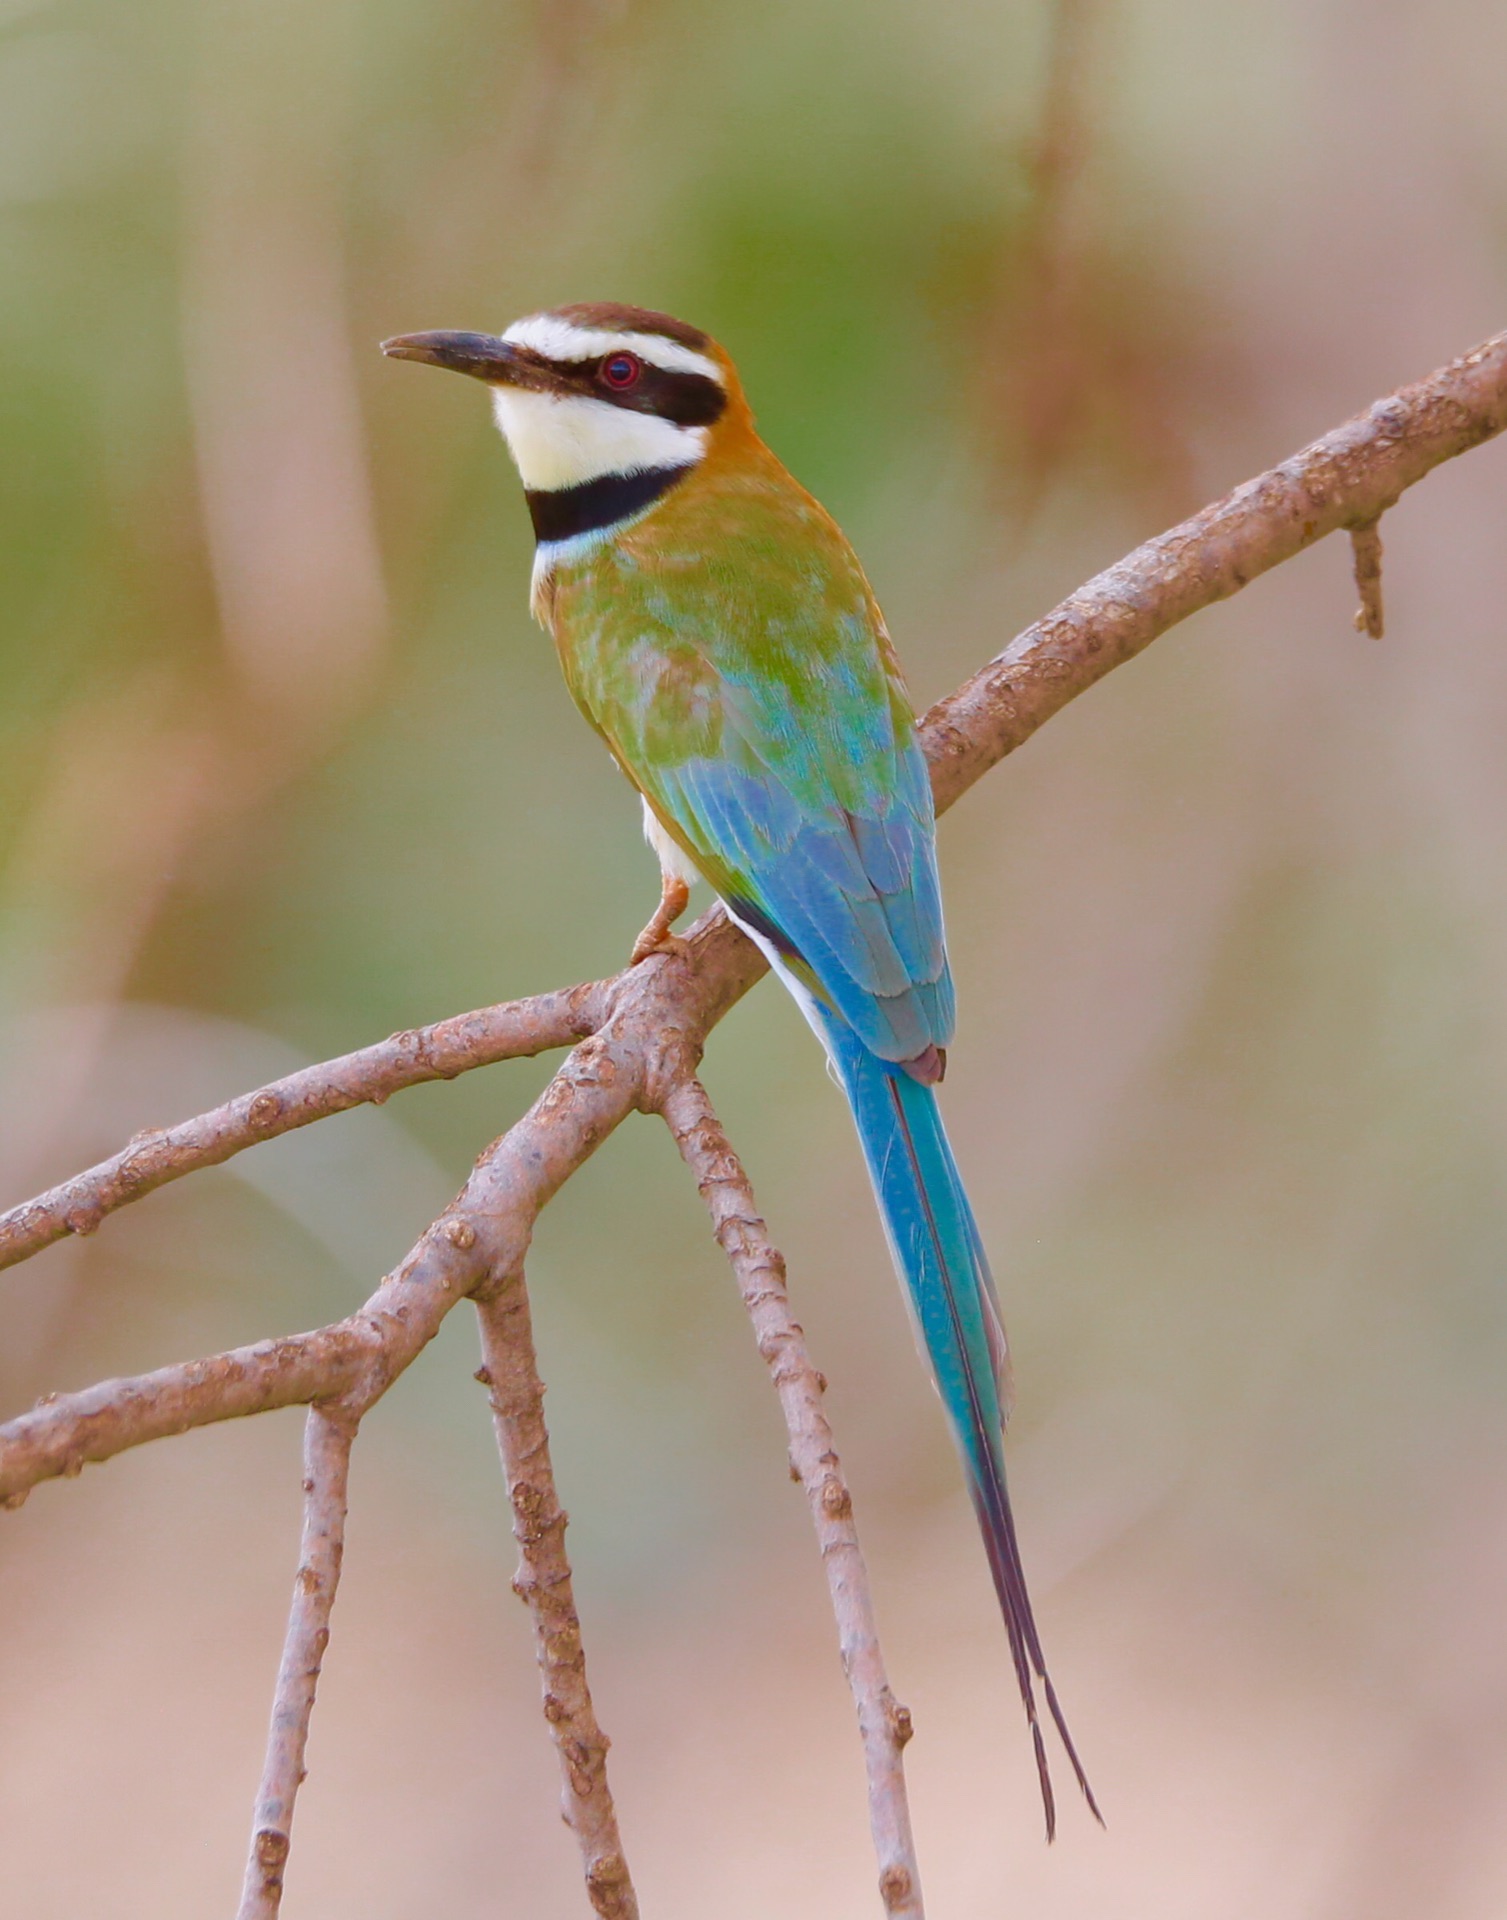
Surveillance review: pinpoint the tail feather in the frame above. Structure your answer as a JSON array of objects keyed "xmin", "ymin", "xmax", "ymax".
[{"xmin": 824, "ymin": 1016, "xmax": 1099, "ymax": 1837}]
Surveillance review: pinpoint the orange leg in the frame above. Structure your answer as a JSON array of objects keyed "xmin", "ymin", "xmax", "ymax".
[{"xmin": 630, "ymin": 871, "xmax": 691, "ymax": 965}]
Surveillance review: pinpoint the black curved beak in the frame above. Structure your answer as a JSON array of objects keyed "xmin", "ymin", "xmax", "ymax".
[{"xmin": 380, "ymin": 331, "xmax": 552, "ymax": 388}]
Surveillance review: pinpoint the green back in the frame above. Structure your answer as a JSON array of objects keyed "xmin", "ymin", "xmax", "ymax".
[{"xmin": 547, "ymin": 451, "xmax": 954, "ymax": 1062}]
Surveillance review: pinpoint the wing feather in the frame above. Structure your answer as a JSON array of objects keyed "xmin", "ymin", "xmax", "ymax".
[{"xmin": 549, "ymin": 465, "xmax": 954, "ymax": 1062}]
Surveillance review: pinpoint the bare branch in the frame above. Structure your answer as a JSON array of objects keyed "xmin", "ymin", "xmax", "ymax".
[
  {"xmin": 239, "ymin": 1405, "xmax": 355, "ymax": 1920},
  {"xmin": 477, "ymin": 1282, "xmax": 639, "ymax": 1920},
  {"xmin": 0, "ymin": 1330, "xmax": 372, "ymax": 1508},
  {"xmin": 922, "ymin": 330, "xmax": 1507, "ymax": 806},
  {"xmin": 661, "ymin": 1076, "xmax": 924, "ymax": 1919},
  {"xmin": 0, "ymin": 977, "xmax": 610, "ymax": 1274},
  {"xmin": 0, "ymin": 972, "xmax": 681, "ymax": 1503}
]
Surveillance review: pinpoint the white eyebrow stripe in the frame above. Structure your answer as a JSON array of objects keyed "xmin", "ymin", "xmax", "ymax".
[{"xmin": 502, "ymin": 314, "xmax": 725, "ymax": 385}]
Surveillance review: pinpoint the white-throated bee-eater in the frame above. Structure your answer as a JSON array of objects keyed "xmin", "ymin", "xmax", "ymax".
[{"xmin": 383, "ymin": 303, "xmax": 1097, "ymax": 1834}]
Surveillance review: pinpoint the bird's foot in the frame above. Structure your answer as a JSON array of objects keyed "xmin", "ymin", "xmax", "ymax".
[
  {"xmin": 629, "ymin": 875, "xmax": 691, "ymax": 965},
  {"xmin": 630, "ymin": 929, "xmax": 689, "ymax": 967}
]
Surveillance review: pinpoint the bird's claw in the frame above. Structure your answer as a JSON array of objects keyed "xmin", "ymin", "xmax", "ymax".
[
  {"xmin": 629, "ymin": 874, "xmax": 691, "ymax": 966},
  {"xmin": 629, "ymin": 928, "xmax": 689, "ymax": 967}
]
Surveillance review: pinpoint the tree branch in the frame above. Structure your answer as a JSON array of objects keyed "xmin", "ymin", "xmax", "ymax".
[
  {"xmin": 661, "ymin": 1076, "xmax": 924, "ymax": 1918},
  {"xmin": 922, "ymin": 330, "xmax": 1507, "ymax": 807},
  {"xmin": 478, "ymin": 1281, "xmax": 639, "ymax": 1920},
  {"xmin": 238, "ymin": 1404, "xmax": 356, "ymax": 1920},
  {"xmin": 0, "ymin": 977, "xmax": 610, "ymax": 1273},
  {"xmin": 0, "ymin": 1328, "xmax": 372, "ymax": 1508},
  {"xmin": 0, "ymin": 981, "xmax": 679, "ymax": 1506}
]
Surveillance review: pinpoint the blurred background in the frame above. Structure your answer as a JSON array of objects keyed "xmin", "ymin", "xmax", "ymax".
[{"xmin": 2, "ymin": 0, "xmax": 1506, "ymax": 1912}]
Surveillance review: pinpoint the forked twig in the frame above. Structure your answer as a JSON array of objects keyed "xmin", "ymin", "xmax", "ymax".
[
  {"xmin": 238, "ymin": 1405, "xmax": 356, "ymax": 1920},
  {"xmin": 0, "ymin": 1332, "xmax": 371, "ymax": 1507},
  {"xmin": 477, "ymin": 1280, "xmax": 638, "ymax": 1920},
  {"xmin": 0, "ymin": 978, "xmax": 610, "ymax": 1275},
  {"xmin": 0, "ymin": 984, "xmax": 700, "ymax": 1510},
  {"xmin": 661, "ymin": 1076, "xmax": 924, "ymax": 1919}
]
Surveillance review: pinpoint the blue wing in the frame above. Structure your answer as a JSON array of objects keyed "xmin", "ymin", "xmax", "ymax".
[{"xmin": 653, "ymin": 731, "xmax": 953, "ymax": 1062}]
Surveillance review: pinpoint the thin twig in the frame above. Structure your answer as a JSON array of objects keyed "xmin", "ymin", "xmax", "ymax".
[
  {"xmin": 238, "ymin": 1405, "xmax": 356, "ymax": 1920},
  {"xmin": 661, "ymin": 1076, "xmax": 924, "ymax": 1919},
  {"xmin": 477, "ymin": 1282, "xmax": 639, "ymax": 1920},
  {"xmin": 1351, "ymin": 519, "xmax": 1385, "ymax": 637},
  {"xmin": 0, "ymin": 976, "xmax": 610, "ymax": 1274}
]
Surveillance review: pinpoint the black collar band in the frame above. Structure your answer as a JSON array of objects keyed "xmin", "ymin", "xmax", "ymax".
[{"xmin": 527, "ymin": 463, "xmax": 694, "ymax": 545}]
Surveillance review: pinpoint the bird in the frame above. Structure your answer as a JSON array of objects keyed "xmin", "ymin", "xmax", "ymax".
[{"xmin": 382, "ymin": 303, "xmax": 1098, "ymax": 1835}]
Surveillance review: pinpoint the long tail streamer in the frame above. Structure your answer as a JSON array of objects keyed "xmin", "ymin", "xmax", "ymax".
[{"xmin": 823, "ymin": 1016, "xmax": 1102, "ymax": 1838}]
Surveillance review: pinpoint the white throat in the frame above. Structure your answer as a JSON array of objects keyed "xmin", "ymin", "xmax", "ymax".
[{"xmin": 489, "ymin": 387, "xmax": 707, "ymax": 493}]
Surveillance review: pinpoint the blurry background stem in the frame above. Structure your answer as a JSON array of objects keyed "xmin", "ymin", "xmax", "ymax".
[{"xmin": 182, "ymin": 0, "xmax": 387, "ymax": 739}]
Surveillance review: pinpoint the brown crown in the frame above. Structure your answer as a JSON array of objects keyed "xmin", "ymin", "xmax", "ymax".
[{"xmin": 549, "ymin": 302, "xmax": 710, "ymax": 352}]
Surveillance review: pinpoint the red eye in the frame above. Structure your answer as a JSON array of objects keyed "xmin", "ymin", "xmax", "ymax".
[{"xmin": 600, "ymin": 352, "xmax": 641, "ymax": 390}]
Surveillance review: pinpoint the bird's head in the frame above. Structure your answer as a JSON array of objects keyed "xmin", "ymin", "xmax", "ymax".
[{"xmin": 382, "ymin": 303, "xmax": 749, "ymax": 520}]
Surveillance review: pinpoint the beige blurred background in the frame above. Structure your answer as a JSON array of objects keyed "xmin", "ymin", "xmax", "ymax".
[{"xmin": 3, "ymin": 0, "xmax": 1507, "ymax": 1912}]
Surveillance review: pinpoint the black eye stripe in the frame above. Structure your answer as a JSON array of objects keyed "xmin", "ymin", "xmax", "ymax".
[
  {"xmin": 547, "ymin": 355, "xmax": 726, "ymax": 429},
  {"xmin": 634, "ymin": 370, "xmax": 725, "ymax": 428}
]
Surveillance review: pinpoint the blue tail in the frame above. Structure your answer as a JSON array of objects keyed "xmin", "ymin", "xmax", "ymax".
[{"xmin": 823, "ymin": 1017, "xmax": 1100, "ymax": 1838}]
